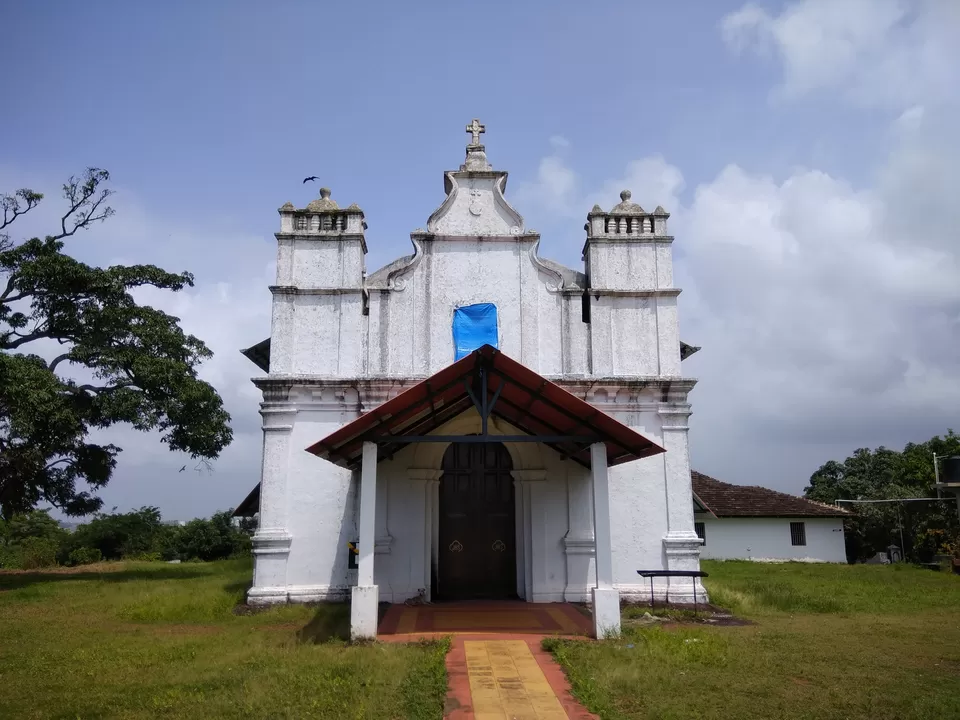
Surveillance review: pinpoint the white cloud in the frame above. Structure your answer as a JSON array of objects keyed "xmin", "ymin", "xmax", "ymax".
[
  {"xmin": 720, "ymin": 2, "xmax": 775, "ymax": 54},
  {"xmin": 721, "ymin": 0, "xmax": 960, "ymax": 109},
  {"xmin": 549, "ymin": 135, "xmax": 570, "ymax": 149},
  {"xmin": 512, "ymin": 1, "xmax": 960, "ymax": 492},
  {"xmin": 894, "ymin": 105, "xmax": 925, "ymax": 133},
  {"xmin": 586, "ymin": 156, "xmax": 685, "ymax": 216},
  {"xmin": 515, "ymin": 154, "xmax": 579, "ymax": 217}
]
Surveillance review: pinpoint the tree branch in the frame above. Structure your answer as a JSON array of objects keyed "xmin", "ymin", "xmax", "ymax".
[
  {"xmin": 48, "ymin": 353, "xmax": 73, "ymax": 372},
  {"xmin": 5, "ymin": 329, "xmax": 52, "ymax": 349},
  {"xmin": 51, "ymin": 170, "xmax": 115, "ymax": 241},
  {"xmin": 73, "ymin": 381, "xmax": 138, "ymax": 396},
  {"xmin": 0, "ymin": 274, "xmax": 17, "ymax": 303},
  {"xmin": 1, "ymin": 189, "xmax": 43, "ymax": 231}
]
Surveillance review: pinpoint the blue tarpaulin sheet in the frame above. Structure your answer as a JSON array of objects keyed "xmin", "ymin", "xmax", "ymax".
[{"xmin": 453, "ymin": 303, "xmax": 498, "ymax": 360}]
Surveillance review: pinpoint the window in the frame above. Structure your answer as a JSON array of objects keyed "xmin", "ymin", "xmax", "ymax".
[
  {"xmin": 694, "ymin": 522, "xmax": 706, "ymax": 545},
  {"xmin": 790, "ymin": 521, "xmax": 806, "ymax": 546}
]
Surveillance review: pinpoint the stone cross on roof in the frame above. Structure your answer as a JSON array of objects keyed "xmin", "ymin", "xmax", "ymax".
[{"xmin": 466, "ymin": 118, "xmax": 485, "ymax": 146}]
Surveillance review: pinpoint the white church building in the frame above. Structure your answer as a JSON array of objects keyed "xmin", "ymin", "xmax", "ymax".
[{"xmin": 236, "ymin": 121, "xmax": 705, "ymax": 639}]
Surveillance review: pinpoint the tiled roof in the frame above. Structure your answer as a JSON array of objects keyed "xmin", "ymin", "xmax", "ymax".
[{"xmin": 692, "ymin": 471, "xmax": 851, "ymax": 518}]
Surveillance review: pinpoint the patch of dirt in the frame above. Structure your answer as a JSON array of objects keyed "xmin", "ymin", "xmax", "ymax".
[
  {"xmin": 261, "ymin": 623, "xmax": 303, "ymax": 632},
  {"xmin": 650, "ymin": 615, "xmax": 755, "ymax": 629},
  {"xmin": 622, "ymin": 600, "xmax": 754, "ymax": 627},
  {"xmin": 622, "ymin": 600, "xmax": 731, "ymax": 614},
  {"xmin": 117, "ymin": 623, "xmax": 225, "ymax": 636},
  {"xmin": 151, "ymin": 624, "xmax": 224, "ymax": 636},
  {"xmin": 0, "ymin": 562, "xmax": 128, "ymax": 576},
  {"xmin": 233, "ymin": 604, "xmax": 268, "ymax": 616}
]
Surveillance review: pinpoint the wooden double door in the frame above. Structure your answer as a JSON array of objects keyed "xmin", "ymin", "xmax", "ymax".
[{"xmin": 436, "ymin": 442, "xmax": 517, "ymax": 601}]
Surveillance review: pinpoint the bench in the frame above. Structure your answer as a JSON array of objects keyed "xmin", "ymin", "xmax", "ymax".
[{"xmin": 636, "ymin": 570, "xmax": 709, "ymax": 614}]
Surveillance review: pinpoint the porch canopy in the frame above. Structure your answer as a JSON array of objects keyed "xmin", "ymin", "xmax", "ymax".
[{"xmin": 305, "ymin": 344, "xmax": 665, "ymax": 469}]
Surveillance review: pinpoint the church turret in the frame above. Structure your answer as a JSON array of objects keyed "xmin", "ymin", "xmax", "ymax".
[
  {"xmin": 269, "ymin": 187, "xmax": 367, "ymax": 375},
  {"xmin": 582, "ymin": 190, "xmax": 681, "ymax": 377}
]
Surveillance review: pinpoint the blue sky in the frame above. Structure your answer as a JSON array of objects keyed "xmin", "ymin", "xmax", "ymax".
[
  {"xmin": 2, "ymin": 0, "xmax": 958, "ymax": 519},
  {"xmin": 4, "ymin": 0, "xmax": 883, "ymax": 268}
]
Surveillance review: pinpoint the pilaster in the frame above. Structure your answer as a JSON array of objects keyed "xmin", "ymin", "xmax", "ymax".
[
  {"xmin": 249, "ymin": 386, "xmax": 296, "ymax": 605},
  {"xmin": 659, "ymin": 403, "xmax": 707, "ymax": 602},
  {"xmin": 562, "ymin": 468, "xmax": 596, "ymax": 601},
  {"xmin": 375, "ymin": 475, "xmax": 393, "ymax": 555},
  {"xmin": 512, "ymin": 469, "xmax": 546, "ymax": 602},
  {"xmin": 408, "ymin": 468, "xmax": 443, "ymax": 601}
]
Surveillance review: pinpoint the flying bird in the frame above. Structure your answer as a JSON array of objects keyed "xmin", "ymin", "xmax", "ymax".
[
  {"xmin": 303, "ymin": 176, "xmax": 319, "ymax": 183},
  {"xmin": 178, "ymin": 465, "xmax": 186, "ymax": 473}
]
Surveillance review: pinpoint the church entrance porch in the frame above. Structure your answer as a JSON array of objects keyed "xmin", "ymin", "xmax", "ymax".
[
  {"xmin": 437, "ymin": 442, "xmax": 517, "ymax": 602},
  {"xmin": 305, "ymin": 344, "xmax": 669, "ymax": 641}
]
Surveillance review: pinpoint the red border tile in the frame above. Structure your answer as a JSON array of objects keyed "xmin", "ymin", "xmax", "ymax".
[{"xmin": 528, "ymin": 638, "xmax": 600, "ymax": 720}]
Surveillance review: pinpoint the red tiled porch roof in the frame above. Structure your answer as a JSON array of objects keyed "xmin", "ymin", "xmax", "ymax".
[{"xmin": 306, "ymin": 344, "xmax": 665, "ymax": 469}]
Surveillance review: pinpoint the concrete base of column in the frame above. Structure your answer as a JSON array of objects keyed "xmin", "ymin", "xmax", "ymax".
[
  {"xmin": 350, "ymin": 585, "xmax": 380, "ymax": 641},
  {"xmin": 663, "ymin": 533, "xmax": 709, "ymax": 603},
  {"xmin": 246, "ymin": 586, "xmax": 288, "ymax": 606},
  {"xmin": 591, "ymin": 587, "xmax": 621, "ymax": 639}
]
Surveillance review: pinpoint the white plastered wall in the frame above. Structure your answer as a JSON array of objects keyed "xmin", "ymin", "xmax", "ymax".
[
  {"xmin": 250, "ymin": 150, "xmax": 704, "ymax": 606},
  {"xmin": 696, "ymin": 516, "xmax": 847, "ymax": 563}
]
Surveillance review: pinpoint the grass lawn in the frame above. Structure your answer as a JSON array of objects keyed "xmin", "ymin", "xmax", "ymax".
[
  {"xmin": 0, "ymin": 559, "xmax": 448, "ymax": 719},
  {"xmin": 546, "ymin": 560, "xmax": 960, "ymax": 720}
]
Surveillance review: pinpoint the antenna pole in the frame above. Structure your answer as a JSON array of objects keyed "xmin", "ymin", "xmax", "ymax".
[{"xmin": 934, "ymin": 452, "xmax": 941, "ymax": 499}]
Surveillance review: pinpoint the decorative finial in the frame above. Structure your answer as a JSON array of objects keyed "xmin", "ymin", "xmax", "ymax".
[
  {"xmin": 610, "ymin": 189, "xmax": 644, "ymax": 214},
  {"xmin": 306, "ymin": 187, "xmax": 339, "ymax": 212},
  {"xmin": 466, "ymin": 118, "xmax": 485, "ymax": 146}
]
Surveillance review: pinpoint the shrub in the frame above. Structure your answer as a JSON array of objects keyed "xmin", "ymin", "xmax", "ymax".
[
  {"xmin": 0, "ymin": 510, "xmax": 67, "ymax": 569},
  {"xmin": 0, "ymin": 545, "xmax": 20, "ymax": 569},
  {"xmin": 67, "ymin": 547, "xmax": 102, "ymax": 566},
  {"xmin": 15, "ymin": 537, "xmax": 60, "ymax": 569},
  {"xmin": 173, "ymin": 511, "xmax": 251, "ymax": 562},
  {"xmin": 123, "ymin": 551, "xmax": 162, "ymax": 562},
  {"xmin": 59, "ymin": 506, "xmax": 170, "ymax": 562}
]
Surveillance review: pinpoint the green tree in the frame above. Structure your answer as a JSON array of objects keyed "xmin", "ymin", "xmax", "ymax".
[
  {"xmin": 61, "ymin": 506, "xmax": 174, "ymax": 561},
  {"xmin": 174, "ymin": 510, "xmax": 251, "ymax": 561},
  {"xmin": 805, "ymin": 430, "xmax": 960, "ymax": 562},
  {"xmin": 0, "ymin": 169, "xmax": 233, "ymax": 518},
  {"xmin": 0, "ymin": 509, "xmax": 67, "ymax": 569}
]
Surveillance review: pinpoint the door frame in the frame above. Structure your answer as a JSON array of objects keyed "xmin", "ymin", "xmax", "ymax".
[
  {"xmin": 408, "ymin": 409, "xmax": 548, "ymax": 604},
  {"xmin": 433, "ymin": 441, "xmax": 517, "ymax": 601}
]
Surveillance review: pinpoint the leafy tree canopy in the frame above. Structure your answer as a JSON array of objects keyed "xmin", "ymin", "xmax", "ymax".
[
  {"xmin": 805, "ymin": 430, "xmax": 960, "ymax": 561},
  {"xmin": 1, "ymin": 169, "xmax": 233, "ymax": 518}
]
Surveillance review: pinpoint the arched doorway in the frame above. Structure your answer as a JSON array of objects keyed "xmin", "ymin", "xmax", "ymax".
[{"xmin": 436, "ymin": 442, "xmax": 517, "ymax": 601}]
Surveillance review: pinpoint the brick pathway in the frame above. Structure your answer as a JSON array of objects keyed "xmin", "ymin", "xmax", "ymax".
[{"xmin": 378, "ymin": 602, "xmax": 598, "ymax": 719}]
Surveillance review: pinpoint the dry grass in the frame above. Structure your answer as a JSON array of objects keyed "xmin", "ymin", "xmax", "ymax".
[
  {"xmin": 545, "ymin": 560, "xmax": 960, "ymax": 720},
  {"xmin": 0, "ymin": 558, "xmax": 449, "ymax": 719}
]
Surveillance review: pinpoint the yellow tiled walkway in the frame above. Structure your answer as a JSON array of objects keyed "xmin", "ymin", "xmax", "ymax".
[{"xmin": 464, "ymin": 640, "xmax": 568, "ymax": 720}]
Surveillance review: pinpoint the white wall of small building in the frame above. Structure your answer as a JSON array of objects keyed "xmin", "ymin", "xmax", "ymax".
[{"xmin": 695, "ymin": 516, "xmax": 847, "ymax": 563}]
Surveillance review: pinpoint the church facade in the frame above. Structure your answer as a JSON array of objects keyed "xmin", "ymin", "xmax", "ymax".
[{"xmin": 238, "ymin": 121, "xmax": 705, "ymax": 638}]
